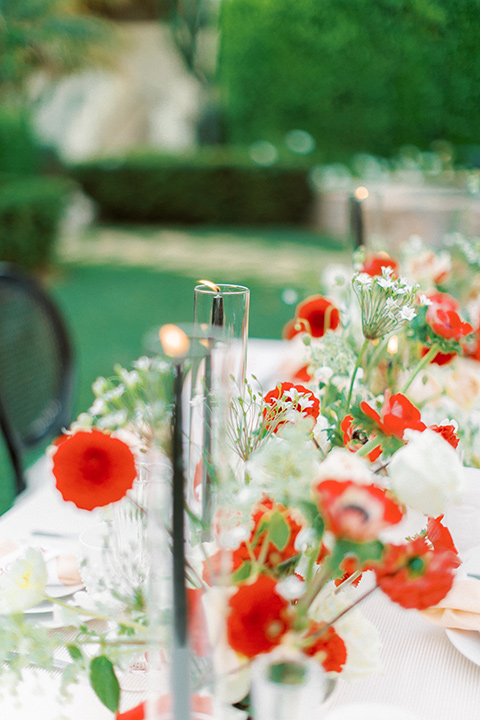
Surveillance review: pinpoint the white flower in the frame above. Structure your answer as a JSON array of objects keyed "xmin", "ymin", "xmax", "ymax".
[
  {"xmin": 398, "ymin": 306, "xmax": 416, "ymax": 321},
  {"xmin": 89, "ymin": 397, "xmax": 107, "ymax": 415},
  {"xmin": 315, "ymin": 447, "xmax": 375, "ymax": 486},
  {"xmin": 419, "ymin": 294, "xmax": 433, "ymax": 306},
  {"xmin": 0, "ymin": 548, "xmax": 47, "ymax": 614},
  {"xmin": 275, "ymin": 575, "xmax": 306, "ymax": 601},
  {"xmin": 388, "ymin": 429, "xmax": 465, "ymax": 516},
  {"xmin": 309, "ymin": 582, "xmax": 382, "ymax": 681}
]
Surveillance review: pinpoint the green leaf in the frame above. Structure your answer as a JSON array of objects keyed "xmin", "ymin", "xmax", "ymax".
[
  {"xmin": 232, "ymin": 561, "xmax": 253, "ymax": 583},
  {"xmin": 66, "ymin": 644, "xmax": 83, "ymax": 663},
  {"xmin": 89, "ymin": 655, "xmax": 120, "ymax": 713},
  {"xmin": 268, "ymin": 512, "xmax": 290, "ymax": 551}
]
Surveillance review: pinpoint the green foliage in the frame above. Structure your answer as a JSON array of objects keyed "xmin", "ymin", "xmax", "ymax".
[
  {"xmin": 0, "ymin": 176, "xmax": 73, "ymax": 269},
  {"xmin": 0, "ymin": 0, "xmax": 115, "ymax": 100},
  {"xmin": 218, "ymin": 0, "xmax": 480, "ymax": 159},
  {"xmin": 89, "ymin": 655, "xmax": 120, "ymax": 712},
  {"xmin": 68, "ymin": 148, "xmax": 314, "ymax": 225},
  {"xmin": 0, "ymin": 106, "xmax": 41, "ymax": 175}
]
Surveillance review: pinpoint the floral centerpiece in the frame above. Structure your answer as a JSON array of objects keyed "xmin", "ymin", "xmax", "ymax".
[{"xmin": 0, "ymin": 238, "xmax": 478, "ymax": 720}]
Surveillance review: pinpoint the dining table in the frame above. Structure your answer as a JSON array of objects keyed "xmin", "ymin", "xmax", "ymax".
[{"xmin": 1, "ymin": 338, "xmax": 480, "ymax": 720}]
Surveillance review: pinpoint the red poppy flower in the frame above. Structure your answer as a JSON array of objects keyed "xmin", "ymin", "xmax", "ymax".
[
  {"xmin": 361, "ymin": 253, "xmax": 399, "ymax": 277},
  {"xmin": 341, "ymin": 414, "xmax": 382, "ymax": 462},
  {"xmin": 360, "ymin": 392, "xmax": 426, "ymax": 440},
  {"xmin": 263, "ymin": 382, "xmax": 320, "ymax": 432},
  {"xmin": 375, "ymin": 537, "xmax": 458, "ymax": 610},
  {"xmin": 304, "ymin": 622, "xmax": 347, "ymax": 673},
  {"xmin": 117, "ymin": 703, "xmax": 146, "ymax": 720},
  {"xmin": 428, "ymin": 424, "xmax": 459, "ymax": 449},
  {"xmin": 206, "ymin": 499, "xmax": 304, "ymax": 580},
  {"xmin": 426, "ymin": 304, "xmax": 473, "ymax": 342},
  {"xmin": 283, "ymin": 295, "xmax": 340, "ymax": 339},
  {"xmin": 227, "ymin": 574, "xmax": 291, "ymax": 658},
  {"xmin": 314, "ymin": 479, "xmax": 404, "ymax": 541},
  {"xmin": 420, "ymin": 347, "xmax": 456, "ymax": 366},
  {"xmin": 52, "ymin": 429, "xmax": 137, "ymax": 510},
  {"xmin": 426, "ymin": 516, "xmax": 460, "ymax": 562},
  {"xmin": 293, "ymin": 364, "xmax": 313, "ymax": 383}
]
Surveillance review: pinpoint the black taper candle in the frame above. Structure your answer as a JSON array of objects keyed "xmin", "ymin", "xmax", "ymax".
[
  {"xmin": 211, "ymin": 291, "xmax": 224, "ymax": 327},
  {"xmin": 349, "ymin": 186, "xmax": 369, "ymax": 249},
  {"xmin": 201, "ymin": 287, "xmax": 224, "ymax": 535},
  {"xmin": 172, "ymin": 360, "xmax": 190, "ymax": 720}
]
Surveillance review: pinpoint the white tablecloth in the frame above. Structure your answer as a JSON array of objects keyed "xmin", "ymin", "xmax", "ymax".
[{"xmin": 1, "ymin": 338, "xmax": 480, "ymax": 719}]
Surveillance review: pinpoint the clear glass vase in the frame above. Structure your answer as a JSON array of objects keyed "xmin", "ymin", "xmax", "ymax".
[{"xmin": 250, "ymin": 653, "xmax": 330, "ymax": 720}]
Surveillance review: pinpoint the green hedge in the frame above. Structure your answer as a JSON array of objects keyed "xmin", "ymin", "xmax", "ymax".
[
  {"xmin": 68, "ymin": 150, "xmax": 314, "ymax": 224},
  {"xmin": 0, "ymin": 176, "xmax": 73, "ymax": 269},
  {"xmin": 218, "ymin": 0, "xmax": 480, "ymax": 159}
]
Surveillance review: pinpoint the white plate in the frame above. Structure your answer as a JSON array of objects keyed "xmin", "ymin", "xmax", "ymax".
[
  {"xmin": 446, "ymin": 628, "xmax": 480, "ymax": 667},
  {"xmin": 23, "ymin": 583, "xmax": 84, "ymax": 615}
]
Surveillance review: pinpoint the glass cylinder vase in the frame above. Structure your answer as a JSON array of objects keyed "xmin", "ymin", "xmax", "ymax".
[
  {"xmin": 145, "ymin": 323, "xmax": 241, "ymax": 720},
  {"xmin": 250, "ymin": 652, "xmax": 329, "ymax": 720}
]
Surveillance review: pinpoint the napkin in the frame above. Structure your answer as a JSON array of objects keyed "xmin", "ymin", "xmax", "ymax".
[
  {"xmin": 0, "ymin": 537, "xmax": 82, "ymax": 587},
  {"xmin": 420, "ymin": 578, "xmax": 480, "ymax": 631}
]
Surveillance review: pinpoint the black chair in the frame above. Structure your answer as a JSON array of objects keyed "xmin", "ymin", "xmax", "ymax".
[{"xmin": 0, "ymin": 263, "xmax": 73, "ymax": 497}]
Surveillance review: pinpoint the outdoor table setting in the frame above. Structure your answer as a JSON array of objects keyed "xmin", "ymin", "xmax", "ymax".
[{"xmin": 3, "ymin": 237, "xmax": 480, "ymax": 720}]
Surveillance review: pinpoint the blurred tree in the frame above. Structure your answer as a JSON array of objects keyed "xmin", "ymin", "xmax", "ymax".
[
  {"xmin": 218, "ymin": 0, "xmax": 480, "ymax": 159},
  {"xmin": 0, "ymin": 0, "xmax": 116, "ymax": 103}
]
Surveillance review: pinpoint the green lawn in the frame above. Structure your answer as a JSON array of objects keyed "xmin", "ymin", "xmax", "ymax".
[
  {"xmin": 49, "ymin": 264, "xmax": 310, "ymax": 416},
  {"xmin": 49, "ymin": 225, "xmax": 349, "ymax": 417}
]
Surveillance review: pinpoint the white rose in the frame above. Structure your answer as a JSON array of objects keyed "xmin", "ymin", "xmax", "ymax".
[
  {"xmin": 388, "ymin": 429, "xmax": 464, "ymax": 516},
  {"xmin": 0, "ymin": 548, "xmax": 47, "ymax": 614}
]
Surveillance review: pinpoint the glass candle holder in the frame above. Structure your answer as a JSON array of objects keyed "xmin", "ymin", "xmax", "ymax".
[{"xmin": 193, "ymin": 283, "xmax": 250, "ymax": 390}]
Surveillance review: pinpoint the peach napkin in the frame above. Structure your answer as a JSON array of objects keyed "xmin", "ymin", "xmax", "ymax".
[{"xmin": 420, "ymin": 578, "xmax": 480, "ymax": 631}]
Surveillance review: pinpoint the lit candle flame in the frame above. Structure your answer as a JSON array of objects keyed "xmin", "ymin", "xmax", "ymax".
[
  {"xmin": 198, "ymin": 279, "xmax": 221, "ymax": 293},
  {"xmin": 159, "ymin": 324, "xmax": 190, "ymax": 358},
  {"xmin": 354, "ymin": 186, "xmax": 369, "ymax": 201},
  {"xmin": 387, "ymin": 335, "xmax": 399, "ymax": 355}
]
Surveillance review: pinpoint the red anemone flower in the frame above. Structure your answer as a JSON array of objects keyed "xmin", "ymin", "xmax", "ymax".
[
  {"xmin": 263, "ymin": 382, "xmax": 320, "ymax": 432},
  {"xmin": 426, "ymin": 516, "xmax": 460, "ymax": 561},
  {"xmin": 375, "ymin": 537, "xmax": 458, "ymax": 610},
  {"xmin": 360, "ymin": 391, "xmax": 426, "ymax": 440},
  {"xmin": 227, "ymin": 574, "xmax": 291, "ymax": 658},
  {"xmin": 304, "ymin": 622, "xmax": 347, "ymax": 673},
  {"xmin": 314, "ymin": 479, "xmax": 404, "ymax": 541},
  {"xmin": 426, "ymin": 304, "xmax": 473, "ymax": 342},
  {"xmin": 283, "ymin": 295, "xmax": 340, "ymax": 339},
  {"xmin": 428, "ymin": 424, "xmax": 459, "ymax": 449},
  {"xmin": 52, "ymin": 429, "xmax": 137, "ymax": 510},
  {"xmin": 341, "ymin": 414, "xmax": 382, "ymax": 462},
  {"xmin": 361, "ymin": 253, "xmax": 399, "ymax": 277},
  {"xmin": 420, "ymin": 347, "xmax": 456, "ymax": 366}
]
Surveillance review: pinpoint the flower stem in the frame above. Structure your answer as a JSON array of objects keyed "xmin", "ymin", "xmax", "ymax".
[
  {"xmin": 43, "ymin": 594, "xmax": 147, "ymax": 633},
  {"xmin": 401, "ymin": 344, "xmax": 439, "ymax": 395},
  {"xmin": 356, "ymin": 435, "xmax": 382, "ymax": 458},
  {"xmin": 345, "ymin": 339, "xmax": 369, "ymax": 412}
]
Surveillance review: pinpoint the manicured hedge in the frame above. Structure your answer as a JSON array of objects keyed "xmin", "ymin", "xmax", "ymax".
[
  {"xmin": 68, "ymin": 150, "xmax": 314, "ymax": 224},
  {"xmin": 0, "ymin": 176, "xmax": 73, "ymax": 269},
  {"xmin": 218, "ymin": 0, "xmax": 480, "ymax": 159}
]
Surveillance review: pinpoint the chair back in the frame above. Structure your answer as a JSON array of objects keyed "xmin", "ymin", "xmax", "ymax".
[{"xmin": 0, "ymin": 264, "xmax": 73, "ymax": 495}]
